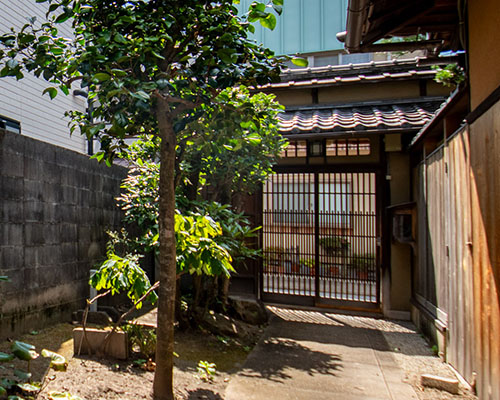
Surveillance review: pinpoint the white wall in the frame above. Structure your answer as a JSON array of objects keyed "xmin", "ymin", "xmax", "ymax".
[{"xmin": 0, "ymin": 0, "xmax": 87, "ymax": 153}]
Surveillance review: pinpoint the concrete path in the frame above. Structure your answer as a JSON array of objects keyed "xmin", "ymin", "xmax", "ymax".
[{"xmin": 225, "ymin": 307, "xmax": 419, "ymax": 400}]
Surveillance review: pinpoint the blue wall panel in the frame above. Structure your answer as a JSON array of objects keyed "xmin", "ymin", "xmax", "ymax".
[{"xmin": 236, "ymin": 0, "xmax": 346, "ymax": 55}]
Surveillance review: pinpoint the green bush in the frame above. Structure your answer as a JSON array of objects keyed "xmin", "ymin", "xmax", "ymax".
[
  {"xmin": 350, "ymin": 254, "xmax": 375, "ymax": 270},
  {"xmin": 318, "ymin": 236, "xmax": 350, "ymax": 255}
]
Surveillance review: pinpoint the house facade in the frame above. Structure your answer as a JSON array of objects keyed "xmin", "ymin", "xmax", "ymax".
[
  {"xmin": 232, "ymin": 58, "xmax": 452, "ymax": 319},
  {"xmin": 0, "ymin": 0, "xmax": 88, "ymax": 153}
]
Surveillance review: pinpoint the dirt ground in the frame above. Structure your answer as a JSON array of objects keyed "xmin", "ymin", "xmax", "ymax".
[
  {"xmin": 0, "ymin": 309, "xmax": 478, "ymax": 400},
  {"xmin": 0, "ymin": 320, "xmax": 263, "ymax": 400}
]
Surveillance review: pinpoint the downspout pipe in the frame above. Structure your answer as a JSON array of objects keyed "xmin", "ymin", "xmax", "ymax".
[{"xmin": 345, "ymin": 0, "xmax": 368, "ymax": 53}]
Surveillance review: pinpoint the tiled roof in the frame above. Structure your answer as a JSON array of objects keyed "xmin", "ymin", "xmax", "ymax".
[
  {"xmin": 278, "ymin": 99, "xmax": 444, "ymax": 134},
  {"xmin": 260, "ymin": 58, "xmax": 442, "ymax": 90}
]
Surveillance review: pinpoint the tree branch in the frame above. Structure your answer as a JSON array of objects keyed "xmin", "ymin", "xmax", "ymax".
[{"xmin": 99, "ymin": 281, "xmax": 160, "ymax": 355}]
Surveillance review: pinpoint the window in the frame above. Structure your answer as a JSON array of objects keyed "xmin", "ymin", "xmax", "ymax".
[
  {"xmin": 326, "ymin": 138, "xmax": 370, "ymax": 156},
  {"xmin": 340, "ymin": 53, "xmax": 372, "ymax": 64},
  {"xmin": 282, "ymin": 139, "xmax": 370, "ymax": 158},
  {"xmin": 0, "ymin": 115, "xmax": 21, "ymax": 134},
  {"xmin": 281, "ymin": 140, "xmax": 307, "ymax": 158}
]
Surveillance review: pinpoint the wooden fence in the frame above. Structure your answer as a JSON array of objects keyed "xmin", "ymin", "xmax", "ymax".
[{"xmin": 415, "ymin": 120, "xmax": 500, "ymax": 399}]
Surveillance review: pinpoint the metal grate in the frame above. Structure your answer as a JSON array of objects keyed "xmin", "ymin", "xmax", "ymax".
[{"xmin": 262, "ymin": 172, "xmax": 378, "ymax": 304}]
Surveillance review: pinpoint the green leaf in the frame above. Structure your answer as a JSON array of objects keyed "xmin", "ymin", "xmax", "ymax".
[
  {"xmin": 42, "ymin": 87, "xmax": 58, "ymax": 99},
  {"xmin": 260, "ymin": 13, "xmax": 277, "ymax": 30},
  {"xmin": 17, "ymin": 382, "xmax": 40, "ymax": 393},
  {"xmin": 291, "ymin": 57, "xmax": 308, "ymax": 67},
  {"xmin": 151, "ymin": 50, "xmax": 165, "ymax": 60},
  {"xmin": 0, "ymin": 352, "xmax": 14, "ymax": 362},
  {"xmin": 113, "ymin": 33, "xmax": 127, "ymax": 44},
  {"xmin": 11, "ymin": 341, "xmax": 38, "ymax": 361},
  {"xmin": 133, "ymin": 90, "xmax": 150, "ymax": 101},
  {"xmin": 0, "ymin": 276, "xmax": 9, "ymax": 281},
  {"xmin": 41, "ymin": 349, "xmax": 67, "ymax": 371},
  {"xmin": 55, "ymin": 11, "xmax": 72, "ymax": 24},
  {"xmin": 14, "ymin": 369, "xmax": 32, "ymax": 381},
  {"xmin": 0, "ymin": 378, "xmax": 15, "ymax": 389},
  {"xmin": 0, "ymin": 386, "xmax": 6, "ymax": 397},
  {"xmin": 92, "ymin": 72, "xmax": 111, "ymax": 82},
  {"xmin": 272, "ymin": 4, "xmax": 283, "ymax": 15},
  {"xmin": 111, "ymin": 68, "xmax": 127, "ymax": 77},
  {"xmin": 6, "ymin": 59, "xmax": 18, "ymax": 69}
]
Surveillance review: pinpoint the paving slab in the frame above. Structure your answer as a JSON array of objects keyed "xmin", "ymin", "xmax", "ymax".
[{"xmin": 225, "ymin": 307, "xmax": 418, "ymax": 400}]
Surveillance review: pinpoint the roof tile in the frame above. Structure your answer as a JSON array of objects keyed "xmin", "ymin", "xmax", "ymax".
[{"xmin": 278, "ymin": 100, "xmax": 444, "ymax": 134}]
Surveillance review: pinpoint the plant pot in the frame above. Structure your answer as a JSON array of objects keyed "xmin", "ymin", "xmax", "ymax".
[{"xmin": 73, "ymin": 327, "xmax": 129, "ymax": 360}]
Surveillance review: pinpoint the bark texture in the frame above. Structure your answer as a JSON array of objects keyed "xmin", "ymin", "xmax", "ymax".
[{"xmin": 153, "ymin": 101, "xmax": 177, "ymax": 400}]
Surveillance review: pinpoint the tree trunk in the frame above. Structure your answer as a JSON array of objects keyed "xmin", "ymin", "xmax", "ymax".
[{"xmin": 153, "ymin": 101, "xmax": 177, "ymax": 400}]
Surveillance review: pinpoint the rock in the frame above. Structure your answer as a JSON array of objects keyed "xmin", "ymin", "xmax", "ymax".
[
  {"xmin": 98, "ymin": 306, "xmax": 121, "ymax": 322},
  {"xmin": 201, "ymin": 311, "xmax": 239, "ymax": 337},
  {"xmin": 72, "ymin": 310, "xmax": 113, "ymax": 326},
  {"xmin": 229, "ymin": 295, "xmax": 268, "ymax": 325},
  {"xmin": 421, "ymin": 374, "xmax": 459, "ymax": 394}
]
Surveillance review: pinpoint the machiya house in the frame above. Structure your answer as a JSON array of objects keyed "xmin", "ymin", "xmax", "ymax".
[{"xmin": 233, "ymin": 58, "xmax": 452, "ymax": 316}]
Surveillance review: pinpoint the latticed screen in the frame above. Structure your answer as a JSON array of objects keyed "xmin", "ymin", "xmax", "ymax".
[
  {"xmin": 281, "ymin": 138, "xmax": 370, "ymax": 158},
  {"xmin": 262, "ymin": 172, "xmax": 378, "ymax": 304}
]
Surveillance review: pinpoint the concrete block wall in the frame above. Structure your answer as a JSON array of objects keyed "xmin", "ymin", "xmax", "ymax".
[{"xmin": 0, "ymin": 130, "xmax": 127, "ymax": 338}]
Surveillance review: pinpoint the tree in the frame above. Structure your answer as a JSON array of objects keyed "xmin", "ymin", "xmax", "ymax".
[
  {"xmin": 0, "ymin": 1, "xmax": 285, "ymax": 399},
  {"xmin": 108, "ymin": 86, "xmax": 285, "ymax": 321},
  {"xmin": 177, "ymin": 86, "xmax": 286, "ymax": 204}
]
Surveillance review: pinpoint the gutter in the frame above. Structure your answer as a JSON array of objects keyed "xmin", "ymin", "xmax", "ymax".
[{"xmin": 344, "ymin": 0, "xmax": 368, "ymax": 52}]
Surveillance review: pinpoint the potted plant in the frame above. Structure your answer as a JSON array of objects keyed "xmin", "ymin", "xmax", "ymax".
[
  {"xmin": 319, "ymin": 236, "xmax": 350, "ymax": 256},
  {"xmin": 351, "ymin": 254, "xmax": 376, "ymax": 280}
]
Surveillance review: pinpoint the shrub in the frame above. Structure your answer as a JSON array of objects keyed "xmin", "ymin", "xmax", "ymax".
[{"xmin": 318, "ymin": 236, "xmax": 350, "ymax": 255}]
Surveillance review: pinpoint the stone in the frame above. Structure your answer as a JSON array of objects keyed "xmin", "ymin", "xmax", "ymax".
[
  {"xmin": 98, "ymin": 306, "xmax": 121, "ymax": 322},
  {"xmin": 73, "ymin": 327, "xmax": 129, "ymax": 360},
  {"xmin": 229, "ymin": 295, "xmax": 268, "ymax": 325},
  {"xmin": 421, "ymin": 374, "xmax": 459, "ymax": 394},
  {"xmin": 201, "ymin": 311, "xmax": 239, "ymax": 337}
]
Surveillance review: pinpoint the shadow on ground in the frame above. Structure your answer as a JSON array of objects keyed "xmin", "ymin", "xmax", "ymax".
[
  {"xmin": 268, "ymin": 308, "xmax": 433, "ymax": 357},
  {"xmin": 239, "ymin": 336, "xmax": 342, "ymax": 382},
  {"xmin": 185, "ymin": 388, "xmax": 223, "ymax": 400}
]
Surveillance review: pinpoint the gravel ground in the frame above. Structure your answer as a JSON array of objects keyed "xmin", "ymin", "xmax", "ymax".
[
  {"xmin": 267, "ymin": 307, "xmax": 477, "ymax": 400},
  {"xmin": 322, "ymin": 313, "xmax": 477, "ymax": 400}
]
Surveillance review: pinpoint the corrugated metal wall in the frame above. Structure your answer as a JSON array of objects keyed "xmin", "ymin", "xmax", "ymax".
[
  {"xmin": 417, "ymin": 123, "xmax": 500, "ymax": 399},
  {"xmin": 236, "ymin": 0, "xmax": 347, "ymax": 55}
]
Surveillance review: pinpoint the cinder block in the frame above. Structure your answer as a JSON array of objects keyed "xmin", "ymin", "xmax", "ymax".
[
  {"xmin": 3, "ymin": 223, "xmax": 24, "ymax": 246},
  {"xmin": 24, "ymin": 200, "xmax": 44, "ymax": 222},
  {"xmin": 61, "ymin": 242, "xmax": 77, "ymax": 262},
  {"xmin": 25, "ymin": 222, "xmax": 45, "ymax": 245},
  {"xmin": 421, "ymin": 374, "xmax": 459, "ymax": 394},
  {"xmin": 24, "ymin": 246, "xmax": 41, "ymax": 267},
  {"xmin": 24, "ymin": 158, "xmax": 43, "ymax": 180},
  {"xmin": 0, "ymin": 246, "xmax": 23, "ymax": 270},
  {"xmin": 0, "ymin": 176, "xmax": 24, "ymax": 200},
  {"xmin": 24, "ymin": 180, "xmax": 44, "ymax": 202},
  {"xmin": 73, "ymin": 327, "xmax": 129, "ymax": 359},
  {"xmin": 0, "ymin": 152, "xmax": 24, "ymax": 178},
  {"xmin": 60, "ymin": 223, "xmax": 77, "ymax": 243},
  {"xmin": 0, "ymin": 199, "xmax": 23, "ymax": 222},
  {"xmin": 42, "ymin": 182, "xmax": 62, "ymax": 203}
]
